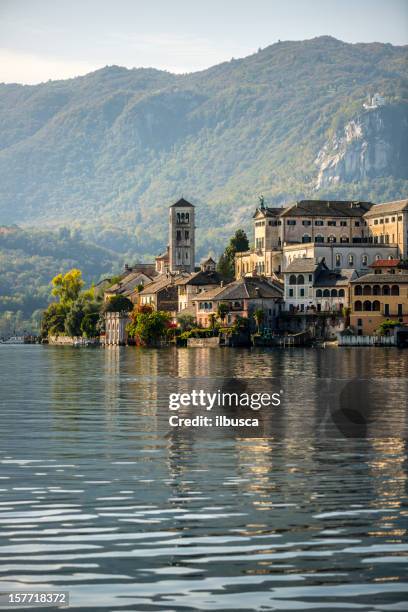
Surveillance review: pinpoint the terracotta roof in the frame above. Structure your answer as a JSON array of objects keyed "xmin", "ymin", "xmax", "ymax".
[
  {"xmin": 285, "ymin": 258, "xmax": 326, "ymax": 274},
  {"xmin": 138, "ymin": 275, "xmax": 178, "ymax": 295},
  {"xmin": 364, "ymin": 199, "xmax": 408, "ymax": 217},
  {"xmin": 170, "ymin": 198, "xmax": 194, "ymax": 208},
  {"xmin": 175, "ymin": 270, "xmax": 223, "ymax": 286},
  {"xmin": 369, "ymin": 259, "xmax": 402, "ymax": 268},
  {"xmin": 105, "ymin": 272, "xmax": 153, "ymax": 295},
  {"xmin": 351, "ymin": 273, "xmax": 408, "ymax": 284},
  {"xmin": 314, "ymin": 268, "xmax": 359, "ymax": 287},
  {"xmin": 253, "ymin": 206, "xmax": 286, "ymax": 218},
  {"xmin": 195, "ymin": 277, "xmax": 283, "ymax": 301},
  {"xmin": 280, "ymin": 200, "xmax": 372, "ymax": 218}
]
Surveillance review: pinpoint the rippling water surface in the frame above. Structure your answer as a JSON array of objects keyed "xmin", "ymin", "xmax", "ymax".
[{"xmin": 0, "ymin": 345, "xmax": 407, "ymax": 611}]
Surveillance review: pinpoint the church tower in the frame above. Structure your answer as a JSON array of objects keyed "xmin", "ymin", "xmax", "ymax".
[{"xmin": 169, "ymin": 198, "xmax": 195, "ymax": 273}]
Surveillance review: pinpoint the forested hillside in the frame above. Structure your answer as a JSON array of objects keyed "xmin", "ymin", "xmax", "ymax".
[
  {"xmin": 0, "ymin": 226, "xmax": 121, "ymax": 335},
  {"xmin": 0, "ymin": 36, "xmax": 407, "ymax": 253}
]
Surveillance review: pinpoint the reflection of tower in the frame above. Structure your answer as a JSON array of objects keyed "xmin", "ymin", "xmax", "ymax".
[{"xmin": 169, "ymin": 198, "xmax": 195, "ymax": 273}]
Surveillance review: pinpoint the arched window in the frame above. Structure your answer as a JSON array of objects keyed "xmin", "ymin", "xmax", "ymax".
[
  {"xmin": 391, "ymin": 285, "xmax": 399, "ymax": 296},
  {"xmin": 289, "ymin": 275, "xmax": 296, "ymax": 285},
  {"xmin": 335, "ymin": 254, "xmax": 342, "ymax": 267},
  {"xmin": 315, "ymin": 235, "xmax": 324, "ymax": 243},
  {"xmin": 373, "ymin": 285, "xmax": 381, "ymax": 295},
  {"xmin": 363, "ymin": 285, "xmax": 372, "ymax": 296},
  {"xmin": 363, "ymin": 300, "xmax": 372, "ymax": 311},
  {"xmin": 328, "ymin": 235, "xmax": 336, "ymax": 243},
  {"xmin": 316, "ymin": 289, "xmax": 322, "ymax": 297},
  {"xmin": 382, "ymin": 285, "xmax": 390, "ymax": 296},
  {"xmin": 323, "ymin": 289, "xmax": 330, "ymax": 297},
  {"xmin": 331, "ymin": 289, "xmax": 338, "ymax": 297},
  {"xmin": 355, "ymin": 300, "xmax": 362, "ymax": 311},
  {"xmin": 348, "ymin": 254, "xmax": 354, "ymax": 266},
  {"xmin": 354, "ymin": 285, "xmax": 362, "ymax": 296},
  {"xmin": 302, "ymin": 234, "xmax": 311, "ymax": 243},
  {"xmin": 372, "ymin": 300, "xmax": 381, "ymax": 311},
  {"xmin": 375, "ymin": 254, "xmax": 381, "ymax": 261},
  {"xmin": 361, "ymin": 254, "xmax": 368, "ymax": 266},
  {"xmin": 338, "ymin": 289, "xmax": 345, "ymax": 297},
  {"xmin": 340, "ymin": 236, "xmax": 349, "ymax": 243},
  {"xmin": 297, "ymin": 274, "xmax": 305, "ymax": 285}
]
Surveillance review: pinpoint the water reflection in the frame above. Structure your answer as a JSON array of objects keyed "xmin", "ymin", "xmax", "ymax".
[{"xmin": 0, "ymin": 345, "xmax": 407, "ymax": 611}]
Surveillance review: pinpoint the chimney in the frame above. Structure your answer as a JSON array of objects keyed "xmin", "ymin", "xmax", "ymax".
[{"xmin": 220, "ymin": 280, "xmax": 224, "ymax": 287}]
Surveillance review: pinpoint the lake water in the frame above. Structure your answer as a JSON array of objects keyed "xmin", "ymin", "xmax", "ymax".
[{"xmin": 0, "ymin": 345, "xmax": 407, "ymax": 611}]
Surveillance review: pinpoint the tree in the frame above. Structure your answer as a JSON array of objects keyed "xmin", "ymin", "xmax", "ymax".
[
  {"xmin": 208, "ymin": 313, "xmax": 217, "ymax": 330},
  {"xmin": 127, "ymin": 309, "xmax": 171, "ymax": 346},
  {"xmin": 64, "ymin": 299, "xmax": 85, "ymax": 337},
  {"xmin": 103, "ymin": 295, "xmax": 133, "ymax": 313},
  {"xmin": 40, "ymin": 303, "xmax": 67, "ymax": 338},
  {"xmin": 177, "ymin": 313, "xmax": 196, "ymax": 332},
  {"xmin": 376, "ymin": 319, "xmax": 400, "ymax": 336},
  {"xmin": 81, "ymin": 311, "xmax": 100, "ymax": 338},
  {"xmin": 217, "ymin": 229, "xmax": 249, "ymax": 280},
  {"xmin": 217, "ymin": 302, "xmax": 229, "ymax": 324},
  {"xmin": 253, "ymin": 308, "xmax": 265, "ymax": 333},
  {"xmin": 51, "ymin": 269, "xmax": 84, "ymax": 306}
]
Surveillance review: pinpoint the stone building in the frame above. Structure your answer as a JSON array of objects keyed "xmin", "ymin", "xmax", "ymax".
[
  {"xmin": 363, "ymin": 199, "xmax": 408, "ymax": 258},
  {"xmin": 104, "ymin": 312, "xmax": 130, "ymax": 346},
  {"xmin": 138, "ymin": 275, "xmax": 179, "ymax": 314},
  {"xmin": 194, "ymin": 276, "xmax": 283, "ymax": 330},
  {"xmin": 350, "ymin": 272, "xmax": 408, "ymax": 335},
  {"xmin": 169, "ymin": 198, "xmax": 195, "ymax": 273},
  {"xmin": 235, "ymin": 198, "xmax": 407, "ymax": 279},
  {"xmin": 175, "ymin": 258, "xmax": 223, "ymax": 312}
]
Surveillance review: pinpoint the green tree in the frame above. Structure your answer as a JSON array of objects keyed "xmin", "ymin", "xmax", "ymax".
[
  {"xmin": 40, "ymin": 303, "xmax": 67, "ymax": 338},
  {"xmin": 103, "ymin": 295, "xmax": 133, "ymax": 313},
  {"xmin": 81, "ymin": 311, "xmax": 100, "ymax": 338},
  {"xmin": 177, "ymin": 313, "xmax": 196, "ymax": 332},
  {"xmin": 217, "ymin": 229, "xmax": 249, "ymax": 280},
  {"xmin": 64, "ymin": 299, "xmax": 85, "ymax": 337},
  {"xmin": 52, "ymin": 269, "xmax": 84, "ymax": 306},
  {"xmin": 127, "ymin": 309, "xmax": 171, "ymax": 345},
  {"xmin": 253, "ymin": 308, "xmax": 265, "ymax": 333},
  {"xmin": 208, "ymin": 313, "xmax": 217, "ymax": 330},
  {"xmin": 217, "ymin": 302, "xmax": 229, "ymax": 324}
]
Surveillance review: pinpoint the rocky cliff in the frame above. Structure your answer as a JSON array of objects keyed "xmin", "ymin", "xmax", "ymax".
[{"xmin": 315, "ymin": 103, "xmax": 408, "ymax": 189}]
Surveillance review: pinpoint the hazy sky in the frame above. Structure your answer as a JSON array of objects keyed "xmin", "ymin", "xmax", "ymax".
[{"xmin": 0, "ymin": 0, "xmax": 407, "ymax": 84}]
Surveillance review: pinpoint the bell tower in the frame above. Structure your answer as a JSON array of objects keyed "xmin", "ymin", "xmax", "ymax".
[{"xmin": 169, "ymin": 198, "xmax": 195, "ymax": 273}]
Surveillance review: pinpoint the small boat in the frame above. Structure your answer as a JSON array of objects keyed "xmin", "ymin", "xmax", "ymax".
[{"xmin": 0, "ymin": 336, "xmax": 25, "ymax": 344}]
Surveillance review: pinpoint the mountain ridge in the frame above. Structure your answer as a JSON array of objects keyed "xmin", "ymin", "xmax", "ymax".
[{"xmin": 0, "ymin": 36, "xmax": 407, "ymax": 256}]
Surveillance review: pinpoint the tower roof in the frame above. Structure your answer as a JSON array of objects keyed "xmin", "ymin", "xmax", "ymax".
[{"xmin": 170, "ymin": 198, "xmax": 194, "ymax": 208}]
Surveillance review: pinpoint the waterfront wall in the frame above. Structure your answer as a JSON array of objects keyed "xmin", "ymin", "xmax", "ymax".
[
  {"xmin": 337, "ymin": 334, "xmax": 396, "ymax": 346},
  {"xmin": 187, "ymin": 337, "xmax": 220, "ymax": 348}
]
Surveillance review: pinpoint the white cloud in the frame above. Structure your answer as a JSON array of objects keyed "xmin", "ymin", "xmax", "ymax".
[{"xmin": 0, "ymin": 48, "xmax": 99, "ymax": 84}]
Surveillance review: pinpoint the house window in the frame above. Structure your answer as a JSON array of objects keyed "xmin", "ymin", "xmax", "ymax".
[
  {"xmin": 398, "ymin": 304, "xmax": 403, "ymax": 316},
  {"xmin": 374, "ymin": 219, "xmax": 378, "ymax": 225},
  {"xmin": 309, "ymin": 275, "xmax": 312, "ymax": 282},
  {"xmin": 398, "ymin": 216, "xmax": 403, "ymax": 221},
  {"xmin": 297, "ymin": 275, "xmax": 305, "ymax": 284},
  {"xmin": 361, "ymin": 255, "xmax": 368, "ymax": 266},
  {"xmin": 328, "ymin": 220, "xmax": 336, "ymax": 226},
  {"xmin": 340, "ymin": 221, "xmax": 347, "ymax": 227},
  {"xmin": 384, "ymin": 304, "xmax": 390, "ymax": 316},
  {"xmin": 287, "ymin": 220, "xmax": 296, "ymax": 225},
  {"xmin": 315, "ymin": 235, "xmax": 324, "ymax": 243},
  {"xmin": 315, "ymin": 220, "xmax": 324, "ymax": 226},
  {"xmin": 340, "ymin": 236, "xmax": 349, "ymax": 243},
  {"xmin": 185, "ymin": 230, "xmax": 189, "ymax": 239},
  {"xmin": 176, "ymin": 230, "xmax": 181, "ymax": 241},
  {"xmin": 348, "ymin": 254, "xmax": 354, "ymax": 266},
  {"xmin": 289, "ymin": 288, "xmax": 294, "ymax": 297},
  {"xmin": 316, "ymin": 289, "xmax": 322, "ymax": 297},
  {"xmin": 385, "ymin": 217, "xmax": 389, "ymax": 223},
  {"xmin": 302, "ymin": 220, "xmax": 311, "ymax": 226},
  {"xmin": 328, "ymin": 235, "xmax": 336, "ymax": 243},
  {"xmin": 355, "ymin": 221, "xmax": 360, "ymax": 227},
  {"xmin": 300, "ymin": 288, "xmax": 305, "ymax": 297},
  {"xmin": 335, "ymin": 254, "xmax": 341, "ymax": 267},
  {"xmin": 302, "ymin": 234, "xmax": 311, "ymax": 243}
]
